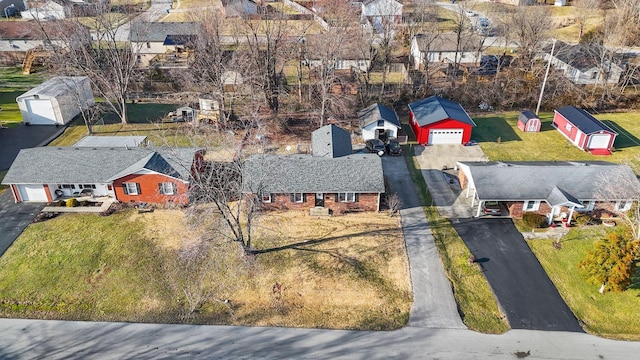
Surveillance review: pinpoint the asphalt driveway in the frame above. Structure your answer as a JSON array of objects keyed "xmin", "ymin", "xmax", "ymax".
[
  {"xmin": 453, "ymin": 218, "xmax": 583, "ymax": 332},
  {"xmin": 0, "ymin": 124, "xmax": 65, "ymax": 170},
  {"xmin": 0, "ymin": 191, "xmax": 44, "ymax": 257}
]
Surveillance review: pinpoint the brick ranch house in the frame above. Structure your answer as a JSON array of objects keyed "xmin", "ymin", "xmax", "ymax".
[
  {"xmin": 456, "ymin": 161, "xmax": 640, "ymax": 224},
  {"xmin": 2, "ymin": 147, "xmax": 204, "ymax": 205}
]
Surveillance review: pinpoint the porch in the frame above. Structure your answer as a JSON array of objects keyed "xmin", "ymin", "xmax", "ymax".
[{"xmin": 43, "ymin": 197, "xmax": 115, "ymax": 213}]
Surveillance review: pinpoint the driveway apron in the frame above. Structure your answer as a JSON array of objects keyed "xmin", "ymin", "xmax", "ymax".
[
  {"xmin": 453, "ymin": 218, "xmax": 583, "ymax": 332},
  {"xmin": 382, "ymin": 156, "xmax": 465, "ymax": 329},
  {"xmin": 0, "ymin": 191, "xmax": 44, "ymax": 257}
]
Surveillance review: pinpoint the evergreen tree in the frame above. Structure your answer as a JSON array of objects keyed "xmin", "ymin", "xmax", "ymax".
[{"xmin": 578, "ymin": 232, "xmax": 639, "ymax": 293}]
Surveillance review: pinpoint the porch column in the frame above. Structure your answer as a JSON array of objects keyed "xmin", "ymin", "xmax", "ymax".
[
  {"xmin": 548, "ymin": 206, "xmax": 556, "ymax": 225},
  {"xmin": 567, "ymin": 206, "xmax": 575, "ymax": 225},
  {"xmin": 476, "ymin": 200, "xmax": 483, "ymax": 217}
]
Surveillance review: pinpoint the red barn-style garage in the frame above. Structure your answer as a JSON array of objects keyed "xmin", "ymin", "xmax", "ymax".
[
  {"xmin": 553, "ymin": 106, "xmax": 617, "ymax": 155},
  {"xmin": 409, "ymin": 96, "xmax": 476, "ymax": 145}
]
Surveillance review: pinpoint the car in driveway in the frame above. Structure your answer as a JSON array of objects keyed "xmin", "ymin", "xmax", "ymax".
[
  {"xmin": 366, "ymin": 139, "xmax": 386, "ymax": 155},
  {"xmin": 482, "ymin": 201, "xmax": 501, "ymax": 215},
  {"xmin": 386, "ymin": 138, "xmax": 402, "ymax": 156}
]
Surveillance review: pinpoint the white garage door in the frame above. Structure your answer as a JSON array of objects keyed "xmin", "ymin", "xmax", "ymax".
[
  {"xmin": 429, "ymin": 129, "xmax": 464, "ymax": 144},
  {"xmin": 26, "ymin": 99, "xmax": 56, "ymax": 125},
  {"xmin": 17, "ymin": 185, "xmax": 48, "ymax": 202},
  {"xmin": 588, "ymin": 134, "xmax": 611, "ymax": 149}
]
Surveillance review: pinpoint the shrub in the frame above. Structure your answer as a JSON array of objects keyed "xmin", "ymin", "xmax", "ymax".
[
  {"xmin": 56, "ymin": 200, "xmax": 66, "ymax": 207},
  {"xmin": 79, "ymin": 200, "xmax": 90, "ymax": 207},
  {"xmin": 521, "ymin": 213, "xmax": 547, "ymax": 229},
  {"xmin": 65, "ymin": 198, "xmax": 79, "ymax": 208},
  {"xmin": 573, "ymin": 213, "xmax": 592, "ymax": 227}
]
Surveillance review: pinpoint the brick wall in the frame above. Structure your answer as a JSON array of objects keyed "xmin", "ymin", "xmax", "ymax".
[
  {"xmin": 113, "ymin": 173, "xmax": 189, "ymax": 205},
  {"xmin": 260, "ymin": 192, "xmax": 380, "ymax": 213},
  {"xmin": 458, "ymin": 169, "xmax": 468, "ymax": 190}
]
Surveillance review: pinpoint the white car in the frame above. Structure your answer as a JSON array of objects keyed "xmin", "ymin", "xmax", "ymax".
[{"xmin": 465, "ymin": 10, "xmax": 477, "ymax": 17}]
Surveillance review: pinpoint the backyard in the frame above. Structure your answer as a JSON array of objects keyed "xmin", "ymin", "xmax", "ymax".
[
  {"xmin": 0, "ymin": 67, "xmax": 47, "ymax": 128},
  {"xmin": 0, "ymin": 209, "xmax": 411, "ymax": 330}
]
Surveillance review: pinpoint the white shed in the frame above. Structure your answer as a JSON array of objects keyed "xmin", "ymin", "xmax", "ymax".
[
  {"xmin": 16, "ymin": 76, "xmax": 94, "ymax": 126},
  {"xmin": 358, "ymin": 103, "xmax": 401, "ymax": 141}
]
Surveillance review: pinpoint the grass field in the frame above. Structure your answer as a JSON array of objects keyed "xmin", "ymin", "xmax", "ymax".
[
  {"xmin": 0, "ymin": 209, "xmax": 411, "ymax": 329},
  {"xmin": 528, "ymin": 228, "xmax": 640, "ymax": 340},
  {"xmin": 473, "ymin": 111, "xmax": 640, "ymax": 169},
  {"xmin": 0, "ymin": 67, "xmax": 47, "ymax": 127}
]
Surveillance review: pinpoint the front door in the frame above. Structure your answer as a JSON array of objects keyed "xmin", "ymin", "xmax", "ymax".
[{"xmin": 315, "ymin": 193, "xmax": 324, "ymax": 207}]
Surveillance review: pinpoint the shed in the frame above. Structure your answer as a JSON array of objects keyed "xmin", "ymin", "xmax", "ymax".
[
  {"xmin": 517, "ymin": 110, "xmax": 541, "ymax": 132},
  {"xmin": 408, "ymin": 96, "xmax": 476, "ymax": 145},
  {"xmin": 16, "ymin": 76, "xmax": 94, "ymax": 125},
  {"xmin": 552, "ymin": 106, "xmax": 617, "ymax": 155},
  {"xmin": 171, "ymin": 106, "xmax": 195, "ymax": 122},
  {"xmin": 358, "ymin": 103, "xmax": 401, "ymax": 142}
]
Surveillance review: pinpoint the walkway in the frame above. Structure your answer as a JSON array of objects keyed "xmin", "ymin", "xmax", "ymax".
[
  {"xmin": 382, "ymin": 156, "xmax": 464, "ymax": 329},
  {"xmin": 42, "ymin": 199, "xmax": 113, "ymax": 213}
]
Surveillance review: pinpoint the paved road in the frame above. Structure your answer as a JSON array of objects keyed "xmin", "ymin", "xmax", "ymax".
[
  {"xmin": 1, "ymin": 318, "xmax": 640, "ymax": 359},
  {"xmin": 0, "ymin": 191, "xmax": 44, "ymax": 257},
  {"xmin": 453, "ymin": 218, "xmax": 584, "ymax": 332},
  {"xmin": 382, "ymin": 156, "xmax": 464, "ymax": 329},
  {"xmin": 0, "ymin": 124, "xmax": 65, "ymax": 170}
]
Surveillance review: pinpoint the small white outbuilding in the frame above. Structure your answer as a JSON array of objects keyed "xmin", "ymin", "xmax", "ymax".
[{"xmin": 16, "ymin": 76, "xmax": 94, "ymax": 126}]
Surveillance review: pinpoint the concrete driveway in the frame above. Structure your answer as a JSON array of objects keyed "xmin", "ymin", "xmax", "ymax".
[
  {"xmin": 382, "ymin": 155, "xmax": 464, "ymax": 329},
  {"xmin": 0, "ymin": 124, "xmax": 65, "ymax": 170},
  {"xmin": 453, "ymin": 217, "xmax": 583, "ymax": 332},
  {"xmin": 0, "ymin": 191, "xmax": 44, "ymax": 257}
]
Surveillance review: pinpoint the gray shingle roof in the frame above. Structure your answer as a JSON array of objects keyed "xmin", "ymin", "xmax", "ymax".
[
  {"xmin": 2, "ymin": 147, "xmax": 200, "ymax": 184},
  {"xmin": 459, "ymin": 161, "xmax": 640, "ymax": 203},
  {"xmin": 130, "ymin": 22, "xmax": 200, "ymax": 42},
  {"xmin": 413, "ymin": 32, "xmax": 482, "ymax": 53},
  {"xmin": 17, "ymin": 76, "xmax": 89, "ymax": 100},
  {"xmin": 555, "ymin": 106, "xmax": 617, "ymax": 135},
  {"xmin": 243, "ymin": 154, "xmax": 385, "ymax": 193},
  {"xmin": 74, "ymin": 136, "xmax": 147, "ymax": 148},
  {"xmin": 311, "ymin": 124, "xmax": 353, "ymax": 158},
  {"xmin": 409, "ymin": 96, "xmax": 476, "ymax": 127},
  {"xmin": 358, "ymin": 103, "xmax": 401, "ymax": 128},
  {"xmin": 518, "ymin": 110, "xmax": 538, "ymax": 125}
]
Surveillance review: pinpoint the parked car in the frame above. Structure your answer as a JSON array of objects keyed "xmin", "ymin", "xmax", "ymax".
[
  {"xmin": 479, "ymin": 17, "xmax": 489, "ymax": 27},
  {"xmin": 464, "ymin": 10, "xmax": 476, "ymax": 17},
  {"xmin": 366, "ymin": 139, "xmax": 386, "ymax": 155},
  {"xmin": 482, "ymin": 201, "xmax": 501, "ymax": 215},
  {"xmin": 386, "ymin": 139, "xmax": 402, "ymax": 156}
]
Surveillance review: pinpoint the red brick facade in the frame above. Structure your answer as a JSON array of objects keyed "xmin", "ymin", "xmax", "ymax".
[
  {"xmin": 113, "ymin": 173, "xmax": 190, "ymax": 205},
  {"xmin": 259, "ymin": 192, "xmax": 380, "ymax": 213}
]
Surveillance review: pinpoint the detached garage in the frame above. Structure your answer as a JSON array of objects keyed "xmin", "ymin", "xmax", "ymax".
[
  {"xmin": 552, "ymin": 106, "xmax": 617, "ymax": 155},
  {"xmin": 409, "ymin": 96, "xmax": 476, "ymax": 145},
  {"xmin": 16, "ymin": 76, "xmax": 94, "ymax": 126}
]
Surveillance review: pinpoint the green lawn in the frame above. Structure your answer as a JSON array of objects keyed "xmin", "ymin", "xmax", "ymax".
[
  {"xmin": 0, "ymin": 67, "xmax": 47, "ymax": 127},
  {"xmin": 0, "ymin": 211, "xmax": 174, "ymax": 322},
  {"xmin": 473, "ymin": 111, "xmax": 640, "ymax": 170},
  {"xmin": 528, "ymin": 228, "xmax": 640, "ymax": 340}
]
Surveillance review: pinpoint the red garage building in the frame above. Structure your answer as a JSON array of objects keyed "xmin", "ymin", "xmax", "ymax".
[
  {"xmin": 409, "ymin": 96, "xmax": 476, "ymax": 145},
  {"xmin": 553, "ymin": 106, "xmax": 617, "ymax": 155}
]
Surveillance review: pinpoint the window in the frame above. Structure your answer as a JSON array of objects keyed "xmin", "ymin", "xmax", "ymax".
[
  {"xmin": 377, "ymin": 120, "xmax": 385, "ymax": 127},
  {"xmin": 338, "ymin": 192, "xmax": 356, "ymax": 202},
  {"xmin": 616, "ymin": 201, "xmax": 632, "ymax": 212},
  {"xmin": 261, "ymin": 193, "xmax": 272, "ymax": 203},
  {"xmin": 58, "ymin": 184, "xmax": 76, "ymax": 189},
  {"xmin": 591, "ymin": 71, "xmax": 598, "ymax": 79},
  {"xmin": 565, "ymin": 123, "xmax": 572, "ymax": 132},
  {"xmin": 80, "ymin": 184, "xmax": 96, "ymax": 189},
  {"xmin": 158, "ymin": 182, "xmax": 176, "ymax": 195},
  {"xmin": 290, "ymin": 193, "xmax": 304, "ymax": 203},
  {"xmin": 146, "ymin": 42, "xmax": 151, "ymax": 48},
  {"xmin": 123, "ymin": 182, "xmax": 140, "ymax": 195},
  {"xmin": 523, "ymin": 200, "xmax": 540, "ymax": 212}
]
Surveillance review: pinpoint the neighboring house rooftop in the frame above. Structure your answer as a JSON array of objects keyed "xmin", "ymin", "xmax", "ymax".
[
  {"xmin": 311, "ymin": 124, "xmax": 353, "ymax": 158},
  {"xmin": 73, "ymin": 136, "xmax": 148, "ymax": 148},
  {"xmin": 413, "ymin": 32, "xmax": 482, "ymax": 53},
  {"xmin": 555, "ymin": 106, "xmax": 617, "ymax": 135},
  {"xmin": 458, "ymin": 161, "xmax": 640, "ymax": 203},
  {"xmin": 17, "ymin": 76, "xmax": 89, "ymax": 99},
  {"xmin": 545, "ymin": 41, "xmax": 621, "ymax": 72},
  {"xmin": 243, "ymin": 154, "xmax": 385, "ymax": 194},
  {"xmin": 2, "ymin": 147, "xmax": 200, "ymax": 185},
  {"xmin": 409, "ymin": 96, "xmax": 476, "ymax": 127},
  {"xmin": 130, "ymin": 22, "xmax": 201, "ymax": 42},
  {"xmin": 358, "ymin": 103, "xmax": 400, "ymax": 128}
]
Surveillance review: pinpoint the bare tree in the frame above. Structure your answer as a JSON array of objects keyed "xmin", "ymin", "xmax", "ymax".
[
  {"xmin": 42, "ymin": 3, "xmax": 143, "ymax": 124},
  {"xmin": 506, "ymin": 5, "xmax": 552, "ymax": 71},
  {"xmin": 597, "ymin": 165, "xmax": 640, "ymax": 241}
]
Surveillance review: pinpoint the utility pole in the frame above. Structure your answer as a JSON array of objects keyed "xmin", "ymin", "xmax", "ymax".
[{"xmin": 536, "ymin": 39, "xmax": 556, "ymax": 115}]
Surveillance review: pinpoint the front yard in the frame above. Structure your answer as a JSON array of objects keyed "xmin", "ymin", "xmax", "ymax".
[
  {"xmin": 528, "ymin": 227, "xmax": 640, "ymax": 340},
  {"xmin": 0, "ymin": 209, "xmax": 411, "ymax": 329}
]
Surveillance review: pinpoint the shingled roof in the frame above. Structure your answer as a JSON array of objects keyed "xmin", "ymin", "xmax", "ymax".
[
  {"xmin": 130, "ymin": 22, "xmax": 201, "ymax": 42},
  {"xmin": 2, "ymin": 147, "xmax": 200, "ymax": 185},
  {"xmin": 409, "ymin": 96, "xmax": 476, "ymax": 127},
  {"xmin": 555, "ymin": 106, "xmax": 617, "ymax": 135},
  {"xmin": 242, "ymin": 154, "xmax": 385, "ymax": 194},
  {"xmin": 311, "ymin": 124, "xmax": 353, "ymax": 158},
  {"xmin": 457, "ymin": 161, "xmax": 640, "ymax": 204},
  {"xmin": 358, "ymin": 103, "xmax": 401, "ymax": 128}
]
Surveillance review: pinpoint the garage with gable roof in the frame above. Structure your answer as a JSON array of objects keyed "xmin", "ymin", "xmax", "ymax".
[{"xmin": 409, "ymin": 96, "xmax": 476, "ymax": 145}]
